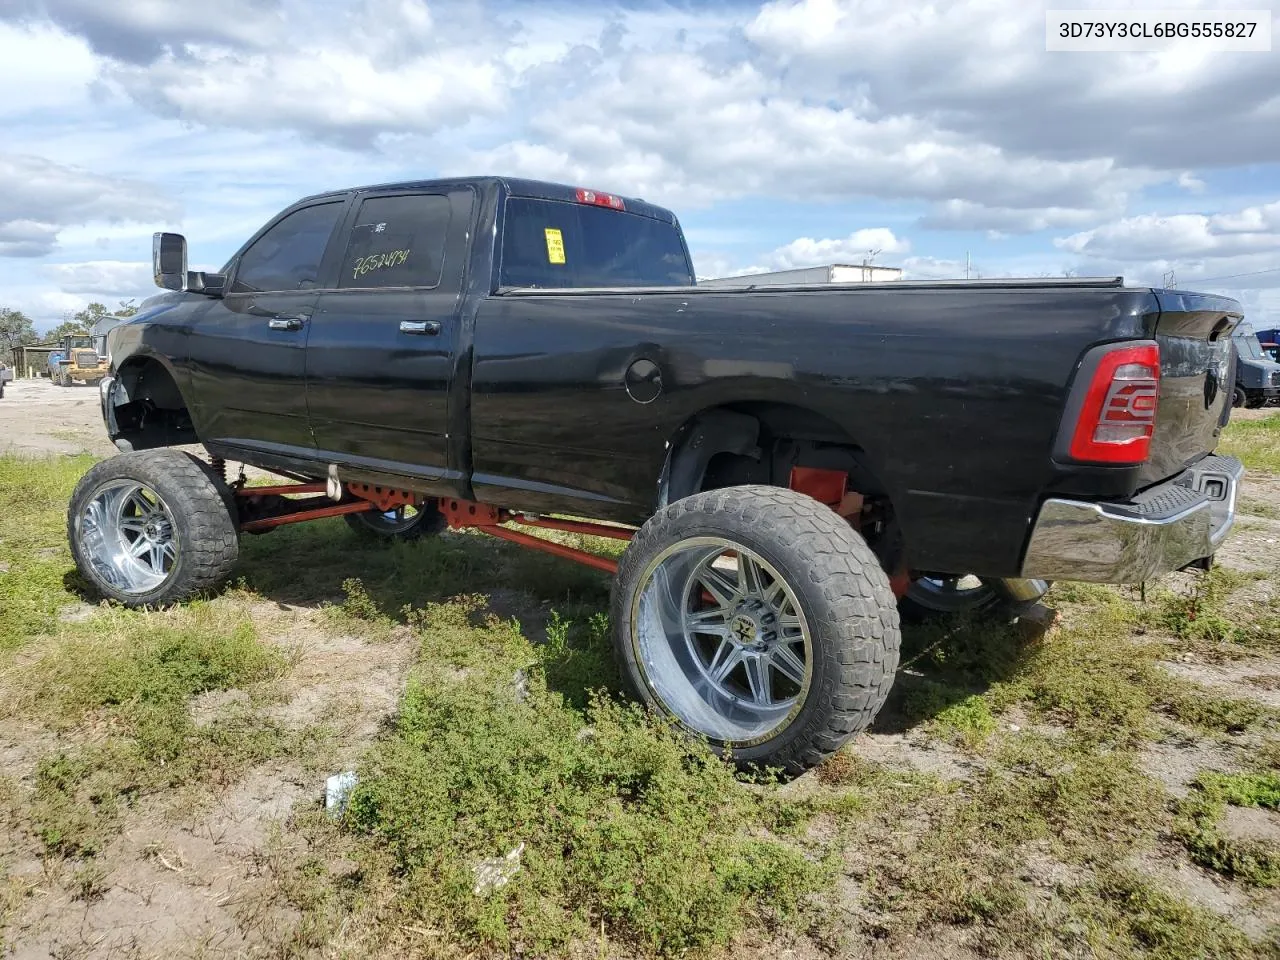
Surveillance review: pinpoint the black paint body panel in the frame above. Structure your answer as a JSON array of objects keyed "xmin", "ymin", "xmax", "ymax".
[
  {"xmin": 104, "ymin": 177, "xmax": 1244, "ymax": 580},
  {"xmin": 468, "ymin": 284, "xmax": 1193, "ymax": 576}
]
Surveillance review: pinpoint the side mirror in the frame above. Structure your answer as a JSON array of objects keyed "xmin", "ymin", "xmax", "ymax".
[{"xmin": 153, "ymin": 232, "xmax": 188, "ymax": 291}]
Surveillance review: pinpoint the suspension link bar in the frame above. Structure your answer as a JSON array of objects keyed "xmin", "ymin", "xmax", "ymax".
[
  {"xmin": 508, "ymin": 514, "xmax": 635, "ymax": 541},
  {"xmin": 484, "ymin": 525, "xmax": 620, "ymax": 574},
  {"xmin": 239, "ymin": 499, "xmax": 375, "ymax": 532},
  {"xmin": 439, "ymin": 498, "xmax": 627, "ymax": 573},
  {"xmin": 234, "ymin": 483, "xmax": 328, "ymax": 498},
  {"xmin": 229, "ymin": 474, "xmax": 903, "ymax": 590}
]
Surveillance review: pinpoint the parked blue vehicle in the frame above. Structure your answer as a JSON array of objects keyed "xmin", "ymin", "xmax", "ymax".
[{"xmin": 1254, "ymin": 326, "xmax": 1279, "ymax": 362}]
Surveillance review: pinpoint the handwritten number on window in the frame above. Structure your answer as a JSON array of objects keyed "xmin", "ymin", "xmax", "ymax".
[{"xmin": 352, "ymin": 249, "xmax": 411, "ymax": 280}]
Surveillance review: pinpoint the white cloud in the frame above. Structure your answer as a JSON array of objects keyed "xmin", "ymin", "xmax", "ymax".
[
  {"xmin": 758, "ymin": 228, "xmax": 910, "ymax": 270},
  {"xmin": 919, "ymin": 199, "xmax": 1122, "ymax": 233},
  {"xmin": 472, "ymin": 48, "xmax": 1142, "ymax": 218},
  {"xmin": 690, "ymin": 252, "xmax": 739, "ymax": 282},
  {"xmin": 108, "ymin": 42, "xmax": 508, "ymax": 146},
  {"xmin": 0, "ymin": 221, "xmax": 61, "ymax": 258},
  {"xmin": 36, "ymin": 291, "xmax": 106, "ymax": 322},
  {"xmin": 0, "ymin": 154, "xmax": 177, "ymax": 258},
  {"xmin": 744, "ymin": 0, "xmax": 1280, "ymax": 171},
  {"xmin": 8, "ymin": 0, "xmax": 1209, "ymax": 227},
  {"xmin": 899, "ymin": 256, "xmax": 970, "ymax": 281},
  {"xmin": 0, "ymin": 21, "xmax": 96, "ymax": 119},
  {"xmin": 43, "ymin": 260, "xmax": 152, "ymax": 296},
  {"xmin": 1053, "ymin": 199, "xmax": 1280, "ymax": 311},
  {"xmin": 1056, "ymin": 201, "xmax": 1280, "ymax": 261},
  {"xmin": 1178, "ymin": 172, "xmax": 1207, "ymax": 193},
  {"xmin": 2, "ymin": 0, "xmax": 282, "ymax": 62},
  {"xmin": 80, "ymin": 0, "xmax": 525, "ymax": 146}
]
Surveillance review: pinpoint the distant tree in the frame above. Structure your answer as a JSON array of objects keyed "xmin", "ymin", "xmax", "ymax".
[
  {"xmin": 116, "ymin": 299, "xmax": 139, "ymax": 318},
  {"xmin": 0, "ymin": 307, "xmax": 38, "ymax": 351},
  {"xmin": 71, "ymin": 302, "xmax": 112, "ymax": 327},
  {"xmin": 47, "ymin": 302, "xmax": 115, "ymax": 341},
  {"xmin": 47, "ymin": 319, "xmax": 89, "ymax": 341}
]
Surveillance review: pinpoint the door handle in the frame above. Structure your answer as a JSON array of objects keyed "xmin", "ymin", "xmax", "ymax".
[
  {"xmin": 268, "ymin": 317, "xmax": 306, "ymax": 331},
  {"xmin": 400, "ymin": 320, "xmax": 441, "ymax": 336}
]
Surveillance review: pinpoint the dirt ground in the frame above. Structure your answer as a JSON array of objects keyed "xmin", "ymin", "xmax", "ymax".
[
  {"xmin": 2, "ymin": 375, "xmax": 1279, "ymax": 958},
  {"xmin": 0, "ymin": 377, "xmax": 118, "ymax": 458}
]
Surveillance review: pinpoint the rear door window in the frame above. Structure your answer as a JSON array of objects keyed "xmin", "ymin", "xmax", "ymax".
[
  {"xmin": 232, "ymin": 201, "xmax": 345, "ymax": 293},
  {"xmin": 337, "ymin": 194, "xmax": 451, "ymax": 289},
  {"xmin": 499, "ymin": 198, "xmax": 694, "ymax": 288}
]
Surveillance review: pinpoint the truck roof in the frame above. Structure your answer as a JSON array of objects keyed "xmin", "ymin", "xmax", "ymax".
[{"xmin": 292, "ymin": 176, "xmax": 679, "ymax": 224}]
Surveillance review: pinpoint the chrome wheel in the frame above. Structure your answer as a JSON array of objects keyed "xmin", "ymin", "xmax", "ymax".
[
  {"xmin": 630, "ymin": 537, "xmax": 812, "ymax": 745},
  {"xmin": 905, "ymin": 574, "xmax": 999, "ymax": 614},
  {"xmin": 78, "ymin": 480, "xmax": 179, "ymax": 595}
]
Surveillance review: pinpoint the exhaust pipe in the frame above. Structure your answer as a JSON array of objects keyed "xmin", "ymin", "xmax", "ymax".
[{"xmin": 995, "ymin": 578, "xmax": 1051, "ymax": 604}]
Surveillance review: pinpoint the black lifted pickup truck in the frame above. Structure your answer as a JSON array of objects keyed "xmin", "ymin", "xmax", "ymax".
[{"xmin": 71, "ymin": 176, "xmax": 1245, "ymax": 773}]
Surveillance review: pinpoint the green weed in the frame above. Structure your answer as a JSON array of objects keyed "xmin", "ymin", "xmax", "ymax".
[
  {"xmin": 1240, "ymin": 497, "xmax": 1280, "ymax": 521},
  {"xmin": 346, "ymin": 685, "xmax": 824, "ymax": 956},
  {"xmin": 0, "ymin": 455, "xmax": 96, "ymax": 646},
  {"xmin": 1, "ymin": 606, "xmax": 293, "ymax": 857},
  {"xmin": 1221, "ymin": 413, "xmax": 1280, "ymax": 475},
  {"xmin": 1071, "ymin": 869, "xmax": 1261, "ymax": 959},
  {"xmin": 900, "ymin": 680, "xmax": 997, "ymax": 748},
  {"xmin": 1175, "ymin": 771, "xmax": 1280, "ymax": 887},
  {"xmin": 337, "ymin": 576, "xmax": 387, "ymax": 624}
]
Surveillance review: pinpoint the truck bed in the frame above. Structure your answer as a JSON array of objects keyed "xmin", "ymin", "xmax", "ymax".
[{"xmin": 469, "ymin": 279, "xmax": 1239, "ymax": 578}]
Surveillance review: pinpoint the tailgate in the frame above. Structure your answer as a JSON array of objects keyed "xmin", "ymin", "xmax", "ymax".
[{"xmin": 1139, "ymin": 291, "xmax": 1241, "ymax": 486}]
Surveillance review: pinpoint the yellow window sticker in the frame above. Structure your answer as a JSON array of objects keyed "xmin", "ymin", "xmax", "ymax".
[{"xmin": 544, "ymin": 227, "xmax": 566, "ymax": 264}]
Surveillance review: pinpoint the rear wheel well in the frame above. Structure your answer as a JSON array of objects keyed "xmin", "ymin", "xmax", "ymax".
[
  {"xmin": 108, "ymin": 358, "xmax": 197, "ymax": 451},
  {"xmin": 663, "ymin": 403, "xmax": 903, "ymax": 573}
]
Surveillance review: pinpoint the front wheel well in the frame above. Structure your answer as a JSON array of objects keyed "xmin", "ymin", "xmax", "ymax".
[{"xmin": 108, "ymin": 358, "xmax": 197, "ymax": 451}]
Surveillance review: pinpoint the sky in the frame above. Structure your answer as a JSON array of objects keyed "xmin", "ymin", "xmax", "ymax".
[{"xmin": 1, "ymin": 0, "xmax": 1278, "ymax": 333}]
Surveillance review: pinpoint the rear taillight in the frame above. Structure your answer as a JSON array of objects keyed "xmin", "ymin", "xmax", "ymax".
[
  {"xmin": 575, "ymin": 188, "xmax": 625, "ymax": 210},
  {"xmin": 1068, "ymin": 343, "xmax": 1161, "ymax": 464}
]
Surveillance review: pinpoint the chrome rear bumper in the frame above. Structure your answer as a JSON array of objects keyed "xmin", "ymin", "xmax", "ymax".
[{"xmin": 1020, "ymin": 454, "xmax": 1244, "ymax": 584}]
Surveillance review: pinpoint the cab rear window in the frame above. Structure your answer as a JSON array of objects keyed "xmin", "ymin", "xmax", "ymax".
[{"xmin": 499, "ymin": 198, "xmax": 694, "ymax": 289}]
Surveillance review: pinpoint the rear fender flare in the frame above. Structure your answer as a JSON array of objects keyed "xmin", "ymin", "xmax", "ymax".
[{"xmin": 657, "ymin": 409, "xmax": 761, "ymax": 508}]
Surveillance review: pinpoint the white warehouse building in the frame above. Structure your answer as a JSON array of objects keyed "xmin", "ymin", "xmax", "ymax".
[{"xmin": 697, "ymin": 263, "xmax": 904, "ymax": 287}]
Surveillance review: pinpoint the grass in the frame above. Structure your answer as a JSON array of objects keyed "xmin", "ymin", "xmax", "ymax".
[
  {"xmin": 5, "ymin": 452, "xmax": 1280, "ymax": 957},
  {"xmin": 1071, "ymin": 869, "xmax": 1261, "ymax": 960},
  {"xmin": 1221, "ymin": 411, "xmax": 1280, "ymax": 475},
  {"xmin": 1240, "ymin": 497, "xmax": 1280, "ymax": 521},
  {"xmin": 347, "ymin": 688, "xmax": 823, "ymax": 955},
  {"xmin": 7, "ymin": 605, "xmax": 287, "ymax": 729},
  {"xmin": 0, "ymin": 456, "xmax": 323, "ymax": 863},
  {"xmin": 1174, "ymin": 771, "xmax": 1280, "ymax": 888},
  {"xmin": 0, "ymin": 604, "xmax": 301, "ymax": 857},
  {"xmin": 979, "ymin": 582, "xmax": 1278, "ymax": 746},
  {"xmin": 902, "ymin": 681, "xmax": 998, "ymax": 748},
  {"xmin": 1150, "ymin": 567, "xmax": 1280, "ymax": 659},
  {"xmin": 0, "ymin": 454, "xmax": 98, "ymax": 645},
  {"xmin": 273, "ymin": 599, "xmax": 832, "ymax": 957}
]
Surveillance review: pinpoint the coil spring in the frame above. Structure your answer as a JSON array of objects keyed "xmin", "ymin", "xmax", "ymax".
[{"xmin": 209, "ymin": 455, "xmax": 227, "ymax": 483}]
